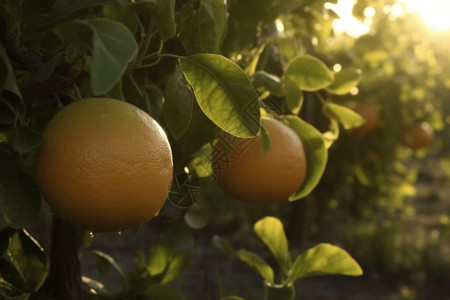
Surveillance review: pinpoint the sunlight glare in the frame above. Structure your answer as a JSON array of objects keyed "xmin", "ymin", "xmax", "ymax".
[
  {"xmin": 325, "ymin": 0, "xmax": 372, "ymax": 37},
  {"xmin": 398, "ymin": 0, "xmax": 450, "ymax": 30}
]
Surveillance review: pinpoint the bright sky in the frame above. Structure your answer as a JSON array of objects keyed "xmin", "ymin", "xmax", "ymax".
[
  {"xmin": 402, "ymin": 0, "xmax": 450, "ymax": 30},
  {"xmin": 325, "ymin": 0, "xmax": 450, "ymax": 37}
]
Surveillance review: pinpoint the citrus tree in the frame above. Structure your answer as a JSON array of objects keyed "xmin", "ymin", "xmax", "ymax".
[
  {"xmin": 311, "ymin": 0, "xmax": 449, "ymax": 224},
  {"xmin": 0, "ymin": 0, "xmax": 369, "ymax": 299}
]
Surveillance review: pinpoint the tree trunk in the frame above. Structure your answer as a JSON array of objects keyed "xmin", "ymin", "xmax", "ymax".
[{"xmin": 48, "ymin": 215, "xmax": 83, "ymax": 300}]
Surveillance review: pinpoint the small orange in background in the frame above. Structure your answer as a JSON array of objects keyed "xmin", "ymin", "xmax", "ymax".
[
  {"xmin": 352, "ymin": 103, "xmax": 380, "ymax": 135},
  {"xmin": 212, "ymin": 118, "xmax": 307, "ymax": 204},
  {"xmin": 402, "ymin": 122, "xmax": 434, "ymax": 150},
  {"xmin": 35, "ymin": 98, "xmax": 173, "ymax": 232}
]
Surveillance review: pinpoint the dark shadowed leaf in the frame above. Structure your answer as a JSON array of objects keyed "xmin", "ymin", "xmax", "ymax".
[
  {"xmin": 176, "ymin": 0, "xmax": 221, "ymax": 54},
  {"xmin": 10, "ymin": 124, "xmax": 42, "ymax": 155},
  {"xmin": 7, "ymin": 230, "xmax": 48, "ymax": 291},
  {"xmin": 46, "ymin": 0, "xmax": 115, "ymax": 28},
  {"xmin": 211, "ymin": 0, "xmax": 228, "ymax": 46},
  {"xmin": 76, "ymin": 18, "xmax": 138, "ymax": 95},
  {"xmin": 211, "ymin": 235, "xmax": 234, "ymax": 260},
  {"xmin": 253, "ymin": 71, "xmax": 284, "ymax": 97},
  {"xmin": 155, "ymin": 0, "xmax": 176, "ymax": 40},
  {"xmin": 163, "ymin": 67, "xmax": 194, "ymax": 140},
  {"xmin": 0, "ymin": 45, "xmax": 24, "ymax": 104},
  {"xmin": 236, "ymin": 249, "xmax": 274, "ymax": 283},
  {"xmin": 91, "ymin": 250, "xmax": 124, "ymax": 278},
  {"xmin": 0, "ymin": 145, "xmax": 41, "ymax": 229}
]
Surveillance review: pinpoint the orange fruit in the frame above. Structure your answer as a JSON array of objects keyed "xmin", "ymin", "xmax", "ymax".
[
  {"xmin": 35, "ymin": 98, "xmax": 173, "ymax": 232},
  {"xmin": 352, "ymin": 103, "xmax": 379, "ymax": 135},
  {"xmin": 403, "ymin": 122, "xmax": 434, "ymax": 150},
  {"xmin": 212, "ymin": 118, "xmax": 307, "ymax": 204}
]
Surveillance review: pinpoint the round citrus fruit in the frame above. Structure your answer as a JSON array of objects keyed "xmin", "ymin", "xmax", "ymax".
[
  {"xmin": 35, "ymin": 98, "xmax": 173, "ymax": 232},
  {"xmin": 403, "ymin": 122, "xmax": 434, "ymax": 150},
  {"xmin": 352, "ymin": 103, "xmax": 379, "ymax": 135},
  {"xmin": 213, "ymin": 118, "xmax": 307, "ymax": 204}
]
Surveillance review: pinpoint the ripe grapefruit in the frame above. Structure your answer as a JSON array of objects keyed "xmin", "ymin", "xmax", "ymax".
[
  {"xmin": 352, "ymin": 103, "xmax": 379, "ymax": 135},
  {"xmin": 403, "ymin": 122, "xmax": 434, "ymax": 150},
  {"xmin": 213, "ymin": 118, "xmax": 307, "ymax": 204},
  {"xmin": 35, "ymin": 98, "xmax": 173, "ymax": 232}
]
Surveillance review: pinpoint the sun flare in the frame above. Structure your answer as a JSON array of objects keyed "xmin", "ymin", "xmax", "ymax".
[{"xmin": 400, "ymin": 0, "xmax": 450, "ymax": 30}]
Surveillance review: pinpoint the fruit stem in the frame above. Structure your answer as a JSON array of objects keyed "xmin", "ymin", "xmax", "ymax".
[
  {"xmin": 47, "ymin": 215, "xmax": 83, "ymax": 299},
  {"xmin": 264, "ymin": 281, "xmax": 295, "ymax": 300}
]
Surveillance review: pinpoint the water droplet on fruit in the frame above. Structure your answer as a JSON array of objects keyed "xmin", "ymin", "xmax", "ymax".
[
  {"xmin": 89, "ymin": 231, "xmax": 94, "ymax": 238},
  {"xmin": 117, "ymin": 231, "xmax": 123, "ymax": 236}
]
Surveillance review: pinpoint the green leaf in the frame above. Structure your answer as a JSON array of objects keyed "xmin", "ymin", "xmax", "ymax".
[
  {"xmin": 324, "ymin": 102, "xmax": 366, "ymax": 130},
  {"xmin": 326, "ymin": 69, "xmax": 361, "ymax": 95},
  {"xmin": 254, "ymin": 217, "xmax": 289, "ymax": 273},
  {"xmin": 173, "ymin": 102, "xmax": 221, "ymax": 161},
  {"xmin": 211, "ymin": 235, "xmax": 234, "ymax": 260},
  {"xmin": 259, "ymin": 124, "xmax": 272, "ymax": 154},
  {"xmin": 91, "ymin": 250, "xmax": 124, "ymax": 278},
  {"xmin": 0, "ymin": 257, "xmax": 28, "ymax": 298},
  {"xmin": 179, "ymin": 54, "xmax": 260, "ymax": 138},
  {"xmin": 139, "ymin": 84, "xmax": 165, "ymax": 120},
  {"xmin": 145, "ymin": 284, "xmax": 184, "ymax": 300},
  {"xmin": 159, "ymin": 223, "xmax": 194, "ymax": 284},
  {"xmin": 103, "ymin": 3, "xmax": 140, "ymax": 34},
  {"xmin": 283, "ymin": 55, "xmax": 334, "ymax": 92},
  {"xmin": 10, "ymin": 124, "xmax": 42, "ymax": 155},
  {"xmin": 322, "ymin": 118, "xmax": 340, "ymax": 149},
  {"xmin": 46, "ymin": 0, "xmax": 115, "ymax": 28},
  {"xmin": 0, "ymin": 44, "xmax": 24, "ymax": 103},
  {"xmin": 211, "ymin": 0, "xmax": 228, "ymax": 47},
  {"xmin": 82, "ymin": 276, "xmax": 112, "ymax": 297},
  {"xmin": 288, "ymin": 243, "xmax": 363, "ymax": 283},
  {"xmin": 76, "ymin": 18, "xmax": 138, "ymax": 95},
  {"xmin": 34, "ymin": 53, "xmax": 63, "ymax": 83},
  {"xmin": 122, "ymin": 76, "xmax": 165, "ymax": 120},
  {"xmin": 188, "ymin": 146, "xmax": 214, "ymax": 178},
  {"xmin": 244, "ymin": 46, "xmax": 265, "ymax": 76},
  {"xmin": 163, "ymin": 67, "xmax": 194, "ymax": 140},
  {"xmin": 235, "ymin": 249, "xmax": 274, "ymax": 283},
  {"xmin": 7, "ymin": 230, "xmax": 49, "ymax": 292},
  {"xmin": 155, "ymin": 0, "xmax": 176, "ymax": 40},
  {"xmin": 282, "ymin": 116, "xmax": 328, "ymax": 200},
  {"xmin": 176, "ymin": 0, "xmax": 221, "ymax": 54},
  {"xmin": 283, "ymin": 77, "xmax": 304, "ymax": 114},
  {"xmin": 0, "ymin": 145, "xmax": 41, "ymax": 229},
  {"xmin": 253, "ymin": 71, "xmax": 284, "ymax": 97},
  {"xmin": 160, "ymin": 253, "xmax": 192, "ymax": 284},
  {"xmin": 147, "ymin": 239, "xmax": 171, "ymax": 276},
  {"xmin": 0, "ymin": 228, "xmax": 17, "ymax": 255}
]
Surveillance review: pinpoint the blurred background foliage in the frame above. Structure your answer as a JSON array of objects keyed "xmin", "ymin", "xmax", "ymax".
[{"xmin": 1, "ymin": 0, "xmax": 450, "ymax": 299}]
